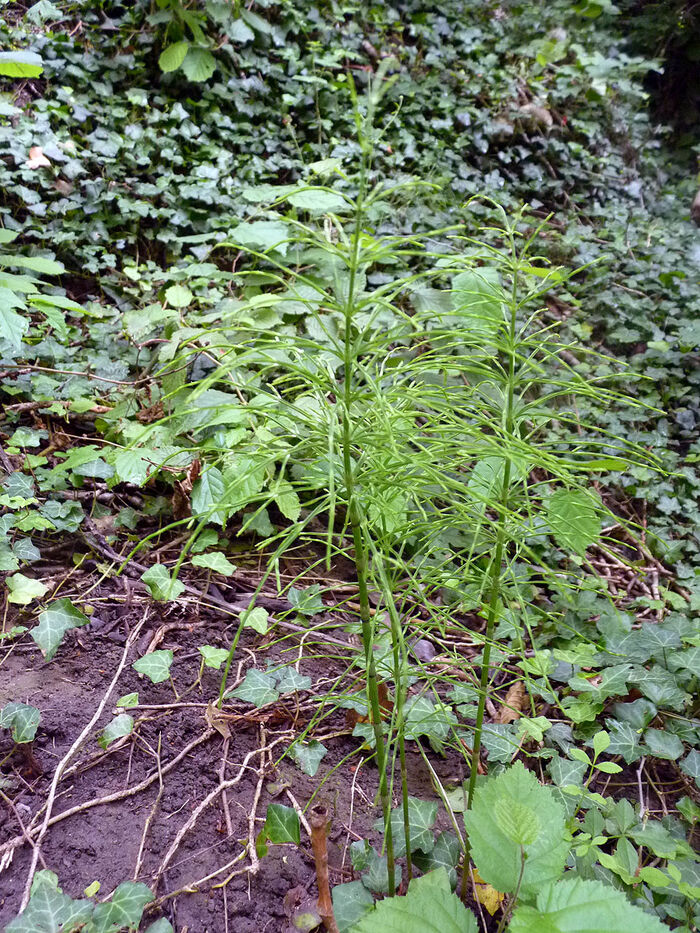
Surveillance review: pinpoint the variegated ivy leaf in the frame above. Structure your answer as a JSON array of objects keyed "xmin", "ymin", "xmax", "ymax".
[{"xmin": 31, "ymin": 598, "xmax": 90, "ymax": 660}]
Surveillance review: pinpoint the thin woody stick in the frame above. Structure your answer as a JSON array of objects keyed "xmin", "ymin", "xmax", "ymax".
[{"xmin": 310, "ymin": 804, "xmax": 339, "ymax": 933}]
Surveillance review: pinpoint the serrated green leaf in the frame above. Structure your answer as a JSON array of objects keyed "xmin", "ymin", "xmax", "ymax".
[
  {"xmin": 0, "ymin": 702, "xmax": 41, "ymax": 743},
  {"xmin": 463, "ymin": 761, "xmax": 569, "ymax": 896},
  {"xmin": 141, "ymin": 564, "xmax": 185, "ymax": 602},
  {"xmin": 547, "ymin": 489, "xmax": 601, "ymax": 555},
  {"xmin": 133, "ymin": 650, "xmax": 174, "ymax": 684},
  {"xmin": 158, "ymin": 41, "xmax": 189, "ymax": 73},
  {"xmin": 493, "ymin": 798, "xmax": 540, "ymax": 845},
  {"xmin": 274, "ymin": 479, "xmax": 301, "ymax": 522},
  {"xmin": 32, "ymin": 598, "xmax": 89, "ymax": 660},
  {"xmin": 509, "ymin": 876, "xmax": 666, "ymax": 933},
  {"xmin": 0, "ymin": 51, "xmax": 44, "ymax": 78},
  {"xmin": 352, "ymin": 869, "xmax": 477, "ymax": 932},
  {"xmin": 164, "ymin": 283, "xmax": 193, "ymax": 308},
  {"xmin": 99, "ymin": 713, "xmax": 133, "ymax": 749},
  {"xmin": 182, "ymin": 47, "xmax": 216, "ymax": 82},
  {"xmin": 263, "ymin": 803, "xmax": 300, "ymax": 844},
  {"xmin": 191, "ymin": 467, "xmax": 227, "ymax": 525}
]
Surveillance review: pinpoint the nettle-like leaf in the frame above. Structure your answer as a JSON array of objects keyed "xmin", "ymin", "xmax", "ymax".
[
  {"xmin": 353, "ymin": 868, "xmax": 477, "ymax": 933},
  {"xmin": 133, "ymin": 650, "xmax": 174, "ymax": 684},
  {"xmin": 509, "ymin": 876, "xmax": 666, "ymax": 933},
  {"xmin": 158, "ymin": 41, "xmax": 188, "ymax": 73},
  {"xmin": 374, "ymin": 797, "xmax": 438, "ymax": 858},
  {"xmin": 31, "ymin": 598, "xmax": 90, "ymax": 661},
  {"xmin": 546, "ymin": 489, "xmax": 601, "ymax": 555},
  {"xmin": 99, "ymin": 713, "xmax": 134, "ymax": 749},
  {"xmin": 182, "ymin": 47, "xmax": 216, "ymax": 82},
  {"xmin": 91, "ymin": 881, "xmax": 153, "ymax": 932},
  {"xmin": 0, "ymin": 701, "xmax": 41, "ymax": 743},
  {"xmin": 464, "ymin": 761, "xmax": 569, "ymax": 896},
  {"xmin": 141, "ymin": 565, "xmax": 185, "ymax": 602},
  {"xmin": 191, "ymin": 466, "xmax": 227, "ymax": 525}
]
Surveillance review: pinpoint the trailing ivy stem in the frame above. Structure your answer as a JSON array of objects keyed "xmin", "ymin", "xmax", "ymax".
[{"xmin": 339, "ymin": 147, "xmax": 395, "ymax": 894}]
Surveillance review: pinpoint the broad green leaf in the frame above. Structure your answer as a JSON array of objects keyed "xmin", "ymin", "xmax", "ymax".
[
  {"xmin": 0, "ymin": 51, "xmax": 44, "ymax": 78},
  {"xmin": 99, "ymin": 713, "xmax": 133, "ymax": 749},
  {"xmin": 182, "ymin": 48, "xmax": 216, "ymax": 82},
  {"xmin": 5, "ymin": 870, "xmax": 93, "ymax": 932},
  {"xmin": 493, "ymin": 798, "xmax": 540, "ymax": 846},
  {"xmin": 241, "ymin": 606, "xmax": 269, "ymax": 635},
  {"xmin": 191, "ymin": 551, "xmax": 237, "ymax": 574},
  {"xmin": 7, "ymin": 573, "xmax": 47, "ymax": 605},
  {"xmin": 291, "ymin": 740, "xmax": 327, "ymax": 776},
  {"xmin": 133, "ymin": 650, "xmax": 174, "ymax": 684},
  {"xmin": 229, "ymin": 220, "xmax": 290, "ymax": 255},
  {"xmin": 413, "ymin": 831, "xmax": 461, "ymax": 888},
  {"xmin": 680, "ymin": 749, "xmax": 700, "ymax": 788},
  {"xmin": 275, "ymin": 666, "xmax": 312, "ymax": 694},
  {"xmin": 263, "ymin": 803, "xmax": 300, "ymax": 844},
  {"xmin": 117, "ymin": 692, "xmax": 139, "ymax": 708},
  {"xmin": 191, "ymin": 467, "xmax": 227, "ymax": 525},
  {"xmin": 0, "ymin": 302, "xmax": 28, "ymax": 350},
  {"xmin": 274, "ymin": 480, "xmax": 301, "ymax": 522},
  {"xmin": 287, "ymin": 187, "xmax": 348, "ymax": 213},
  {"xmin": 641, "ymin": 728, "xmax": 683, "ymax": 761},
  {"xmin": 332, "ymin": 881, "xmax": 374, "ymax": 933},
  {"xmin": 0, "ymin": 701, "xmax": 41, "ymax": 743},
  {"xmin": 288, "ymin": 584, "xmax": 324, "ymax": 616},
  {"xmin": 144, "ymin": 920, "xmax": 174, "ymax": 933},
  {"xmin": 164, "ymin": 283, "xmax": 193, "ymax": 308},
  {"xmin": 229, "ymin": 18, "xmax": 255, "ymax": 42},
  {"xmin": 509, "ymin": 876, "xmax": 666, "ymax": 933},
  {"xmin": 31, "ymin": 598, "xmax": 89, "ymax": 660},
  {"xmin": 547, "ymin": 489, "xmax": 601, "ymax": 555},
  {"xmin": 592, "ymin": 730, "xmax": 611, "ymax": 757},
  {"xmin": 158, "ymin": 41, "xmax": 188, "ymax": 73},
  {"xmin": 0, "ymin": 255, "xmax": 64, "ymax": 275},
  {"xmin": 463, "ymin": 761, "xmax": 569, "ymax": 896},
  {"xmin": 0, "ymin": 230, "xmax": 19, "ymax": 244},
  {"xmin": 91, "ymin": 881, "xmax": 153, "ymax": 932},
  {"xmin": 362, "ymin": 849, "xmax": 402, "ymax": 895},
  {"xmin": 404, "ymin": 696, "xmax": 458, "ymax": 753},
  {"xmin": 198, "ymin": 645, "xmax": 229, "ymax": 669},
  {"xmin": 230, "ymin": 669, "xmax": 279, "ymax": 707},
  {"xmin": 141, "ymin": 564, "xmax": 185, "ymax": 601},
  {"xmin": 374, "ymin": 797, "xmax": 437, "ymax": 858},
  {"xmin": 352, "ymin": 869, "xmax": 478, "ymax": 933},
  {"xmin": 451, "ymin": 267, "xmax": 503, "ymax": 338}
]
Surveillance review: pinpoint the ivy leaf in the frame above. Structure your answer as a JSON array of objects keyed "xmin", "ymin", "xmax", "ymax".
[
  {"xmin": 331, "ymin": 881, "xmax": 374, "ymax": 933},
  {"xmin": 5, "ymin": 870, "xmax": 93, "ymax": 933},
  {"xmin": 291, "ymin": 740, "xmax": 327, "ymax": 776},
  {"xmin": 182, "ymin": 48, "xmax": 216, "ymax": 82},
  {"xmin": 643, "ymin": 728, "xmax": 684, "ymax": 761},
  {"xmin": 374, "ymin": 797, "xmax": 437, "ymax": 858},
  {"xmin": 0, "ymin": 291, "xmax": 28, "ymax": 350},
  {"xmin": 198, "ymin": 645, "xmax": 229, "ymax": 669},
  {"xmin": 413, "ymin": 831, "xmax": 461, "ymax": 888},
  {"xmin": 144, "ymin": 920, "xmax": 174, "ymax": 933},
  {"xmin": 263, "ymin": 803, "xmax": 300, "ymax": 844},
  {"xmin": 117, "ymin": 692, "xmax": 139, "ymax": 708},
  {"xmin": 275, "ymin": 666, "xmax": 312, "ymax": 694},
  {"xmin": 191, "ymin": 551, "xmax": 236, "ymax": 575},
  {"xmin": 288, "ymin": 584, "xmax": 324, "ymax": 616},
  {"xmin": 158, "ymin": 41, "xmax": 189, "ymax": 73},
  {"xmin": 463, "ymin": 761, "xmax": 569, "ymax": 897},
  {"xmin": 133, "ymin": 650, "xmax": 174, "ymax": 684},
  {"xmin": 7, "ymin": 573, "xmax": 48, "ymax": 605},
  {"xmin": 0, "ymin": 51, "xmax": 44, "ymax": 78},
  {"xmin": 99, "ymin": 713, "xmax": 134, "ymax": 749},
  {"xmin": 230, "ymin": 669, "xmax": 279, "ymax": 707},
  {"xmin": 191, "ymin": 467, "xmax": 226, "ymax": 525},
  {"xmin": 353, "ymin": 869, "xmax": 477, "ymax": 933},
  {"xmin": 547, "ymin": 489, "xmax": 601, "ymax": 555},
  {"xmin": 404, "ymin": 696, "xmax": 458, "ymax": 753},
  {"xmin": 32, "ymin": 598, "xmax": 89, "ymax": 660},
  {"xmin": 241, "ymin": 606, "xmax": 269, "ymax": 635},
  {"xmin": 141, "ymin": 565, "xmax": 185, "ymax": 602},
  {"xmin": 680, "ymin": 750, "xmax": 700, "ymax": 788},
  {"xmin": 91, "ymin": 881, "xmax": 153, "ymax": 932},
  {"xmin": 0, "ymin": 702, "xmax": 41, "ymax": 743},
  {"xmin": 509, "ymin": 876, "xmax": 666, "ymax": 933}
]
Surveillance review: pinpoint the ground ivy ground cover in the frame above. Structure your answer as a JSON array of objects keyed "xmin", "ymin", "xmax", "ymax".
[{"xmin": 0, "ymin": 1, "xmax": 699, "ymax": 931}]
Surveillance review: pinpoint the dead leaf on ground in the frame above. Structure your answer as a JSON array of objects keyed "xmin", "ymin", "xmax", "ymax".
[
  {"xmin": 497, "ymin": 680, "xmax": 527, "ymax": 723},
  {"xmin": 24, "ymin": 146, "xmax": 52, "ymax": 169},
  {"xmin": 472, "ymin": 867, "xmax": 505, "ymax": 916}
]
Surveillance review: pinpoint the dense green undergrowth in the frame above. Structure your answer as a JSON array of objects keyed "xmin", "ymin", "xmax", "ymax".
[{"xmin": 1, "ymin": 1, "xmax": 699, "ymax": 931}]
